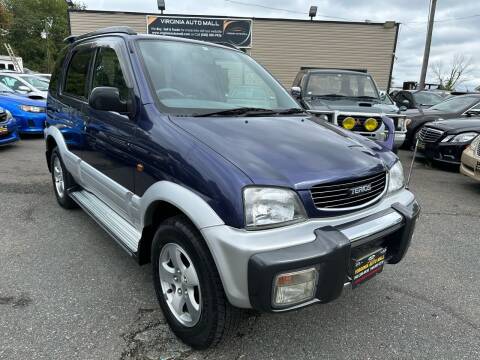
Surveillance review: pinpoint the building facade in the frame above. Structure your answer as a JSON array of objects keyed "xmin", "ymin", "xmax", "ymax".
[{"xmin": 69, "ymin": 10, "xmax": 399, "ymax": 90}]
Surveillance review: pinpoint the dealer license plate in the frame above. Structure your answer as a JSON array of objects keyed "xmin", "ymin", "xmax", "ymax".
[
  {"xmin": 352, "ymin": 248, "xmax": 386, "ymax": 288},
  {"xmin": 0, "ymin": 126, "xmax": 8, "ymax": 134}
]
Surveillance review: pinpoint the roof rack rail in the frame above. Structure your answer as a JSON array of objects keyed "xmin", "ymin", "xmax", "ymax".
[
  {"xmin": 300, "ymin": 67, "xmax": 368, "ymax": 73},
  {"xmin": 63, "ymin": 26, "xmax": 137, "ymax": 44},
  {"xmin": 215, "ymin": 42, "xmax": 240, "ymax": 50}
]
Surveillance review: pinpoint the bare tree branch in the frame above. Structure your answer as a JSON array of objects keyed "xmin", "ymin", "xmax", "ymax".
[{"xmin": 430, "ymin": 55, "xmax": 473, "ymax": 91}]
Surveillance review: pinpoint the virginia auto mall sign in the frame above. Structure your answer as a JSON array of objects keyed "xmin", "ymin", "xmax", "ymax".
[{"xmin": 146, "ymin": 15, "xmax": 252, "ymax": 48}]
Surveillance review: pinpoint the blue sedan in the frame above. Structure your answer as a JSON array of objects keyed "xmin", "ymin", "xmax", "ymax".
[
  {"xmin": 0, "ymin": 83, "xmax": 46, "ymax": 135},
  {"xmin": 0, "ymin": 107, "xmax": 19, "ymax": 146}
]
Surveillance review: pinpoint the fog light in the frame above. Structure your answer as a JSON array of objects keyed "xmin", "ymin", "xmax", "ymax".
[
  {"xmin": 273, "ymin": 268, "xmax": 317, "ymax": 307},
  {"xmin": 364, "ymin": 118, "xmax": 378, "ymax": 132},
  {"xmin": 342, "ymin": 117, "xmax": 355, "ymax": 130}
]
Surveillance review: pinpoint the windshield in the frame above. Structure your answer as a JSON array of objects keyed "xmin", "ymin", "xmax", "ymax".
[
  {"xmin": 305, "ymin": 73, "xmax": 379, "ymax": 99},
  {"xmin": 430, "ymin": 96, "xmax": 478, "ymax": 112},
  {"xmin": 0, "ymin": 83, "xmax": 14, "ymax": 93},
  {"xmin": 413, "ymin": 91, "xmax": 442, "ymax": 106},
  {"xmin": 19, "ymin": 75, "xmax": 49, "ymax": 91},
  {"xmin": 137, "ymin": 40, "xmax": 300, "ymax": 115}
]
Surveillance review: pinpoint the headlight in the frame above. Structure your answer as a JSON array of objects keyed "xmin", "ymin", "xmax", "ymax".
[
  {"xmin": 404, "ymin": 118, "xmax": 412, "ymax": 128},
  {"xmin": 243, "ymin": 187, "xmax": 307, "ymax": 229},
  {"xmin": 364, "ymin": 118, "xmax": 378, "ymax": 132},
  {"xmin": 470, "ymin": 135, "xmax": 480, "ymax": 150},
  {"xmin": 5, "ymin": 110, "xmax": 13, "ymax": 121},
  {"xmin": 342, "ymin": 117, "xmax": 356, "ymax": 130},
  {"xmin": 19, "ymin": 105, "xmax": 45, "ymax": 113},
  {"xmin": 388, "ymin": 161, "xmax": 405, "ymax": 194},
  {"xmin": 450, "ymin": 132, "xmax": 478, "ymax": 143}
]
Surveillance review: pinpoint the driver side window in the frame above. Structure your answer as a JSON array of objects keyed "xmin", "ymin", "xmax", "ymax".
[{"xmin": 92, "ymin": 47, "xmax": 129, "ymax": 101}]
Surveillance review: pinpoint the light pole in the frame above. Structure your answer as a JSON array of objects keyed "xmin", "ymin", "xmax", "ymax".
[{"xmin": 419, "ymin": 0, "xmax": 437, "ymax": 90}]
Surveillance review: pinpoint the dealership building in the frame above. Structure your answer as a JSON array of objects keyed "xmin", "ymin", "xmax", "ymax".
[{"xmin": 68, "ymin": 10, "xmax": 399, "ymax": 90}]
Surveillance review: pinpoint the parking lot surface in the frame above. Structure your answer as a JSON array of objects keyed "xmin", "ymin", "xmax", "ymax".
[{"xmin": 1, "ymin": 138, "xmax": 479, "ymax": 360}]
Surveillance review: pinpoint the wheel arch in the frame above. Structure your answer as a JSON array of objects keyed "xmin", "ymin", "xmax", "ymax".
[{"xmin": 45, "ymin": 135, "xmax": 58, "ymax": 172}]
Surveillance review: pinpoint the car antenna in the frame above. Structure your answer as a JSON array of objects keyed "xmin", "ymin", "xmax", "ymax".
[{"xmin": 405, "ymin": 139, "xmax": 419, "ymax": 189}]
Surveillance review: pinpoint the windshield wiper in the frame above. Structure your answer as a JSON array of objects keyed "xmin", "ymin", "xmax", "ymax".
[
  {"xmin": 354, "ymin": 95, "xmax": 379, "ymax": 100},
  {"xmin": 194, "ymin": 107, "xmax": 303, "ymax": 117}
]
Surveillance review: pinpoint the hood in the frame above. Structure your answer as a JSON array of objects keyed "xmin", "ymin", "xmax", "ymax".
[
  {"xmin": 305, "ymin": 97, "xmax": 399, "ymax": 115},
  {"xmin": 170, "ymin": 115, "xmax": 395, "ymax": 189},
  {"xmin": 0, "ymin": 92, "xmax": 46, "ymax": 106},
  {"xmin": 427, "ymin": 118, "xmax": 480, "ymax": 133}
]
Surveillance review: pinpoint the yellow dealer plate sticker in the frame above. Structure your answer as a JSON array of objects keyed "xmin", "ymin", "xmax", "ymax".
[
  {"xmin": 0, "ymin": 126, "xmax": 8, "ymax": 134},
  {"xmin": 352, "ymin": 248, "xmax": 386, "ymax": 288}
]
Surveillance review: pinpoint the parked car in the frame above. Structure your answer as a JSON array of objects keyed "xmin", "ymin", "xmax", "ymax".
[
  {"xmin": 45, "ymin": 27, "xmax": 420, "ymax": 349},
  {"xmin": 0, "ymin": 82, "xmax": 46, "ymax": 134},
  {"xmin": 416, "ymin": 118, "xmax": 480, "ymax": 165},
  {"xmin": 0, "ymin": 107, "xmax": 19, "ymax": 146},
  {"xmin": 391, "ymin": 90, "xmax": 443, "ymax": 110},
  {"xmin": 0, "ymin": 72, "xmax": 49, "ymax": 99},
  {"xmin": 291, "ymin": 68, "xmax": 408, "ymax": 150},
  {"xmin": 404, "ymin": 94, "xmax": 480, "ymax": 149},
  {"xmin": 460, "ymin": 135, "xmax": 480, "ymax": 181}
]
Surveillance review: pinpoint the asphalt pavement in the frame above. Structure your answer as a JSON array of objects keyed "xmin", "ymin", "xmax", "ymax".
[{"xmin": 0, "ymin": 138, "xmax": 479, "ymax": 359}]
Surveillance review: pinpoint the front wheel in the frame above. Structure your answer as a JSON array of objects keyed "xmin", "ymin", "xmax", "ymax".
[
  {"xmin": 50, "ymin": 148, "xmax": 77, "ymax": 209},
  {"xmin": 151, "ymin": 215, "xmax": 241, "ymax": 349}
]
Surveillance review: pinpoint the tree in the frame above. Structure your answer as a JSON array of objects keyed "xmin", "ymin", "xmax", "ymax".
[
  {"xmin": 0, "ymin": 0, "xmax": 85, "ymax": 73},
  {"xmin": 430, "ymin": 54, "xmax": 473, "ymax": 91}
]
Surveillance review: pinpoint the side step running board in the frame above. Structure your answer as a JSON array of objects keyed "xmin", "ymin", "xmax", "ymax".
[{"xmin": 70, "ymin": 190, "xmax": 141, "ymax": 253}]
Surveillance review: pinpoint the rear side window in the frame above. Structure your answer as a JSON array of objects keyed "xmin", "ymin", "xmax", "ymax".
[
  {"xmin": 91, "ymin": 47, "xmax": 129, "ymax": 101},
  {"xmin": 64, "ymin": 48, "xmax": 94, "ymax": 99},
  {"xmin": 49, "ymin": 47, "xmax": 68, "ymax": 95}
]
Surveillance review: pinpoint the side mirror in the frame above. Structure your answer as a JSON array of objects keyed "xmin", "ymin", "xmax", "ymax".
[
  {"xmin": 402, "ymin": 99, "xmax": 410, "ymax": 106},
  {"xmin": 89, "ymin": 87, "xmax": 128, "ymax": 113},
  {"xmin": 399, "ymin": 105, "xmax": 407, "ymax": 111},
  {"xmin": 17, "ymin": 85, "xmax": 32, "ymax": 93},
  {"xmin": 291, "ymin": 86, "xmax": 302, "ymax": 98}
]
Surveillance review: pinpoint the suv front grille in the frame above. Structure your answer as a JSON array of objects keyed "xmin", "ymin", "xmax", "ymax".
[
  {"xmin": 419, "ymin": 127, "xmax": 444, "ymax": 143},
  {"xmin": 337, "ymin": 115, "xmax": 383, "ymax": 132},
  {"xmin": 310, "ymin": 172, "xmax": 387, "ymax": 210},
  {"xmin": 476, "ymin": 144, "xmax": 480, "ymax": 157}
]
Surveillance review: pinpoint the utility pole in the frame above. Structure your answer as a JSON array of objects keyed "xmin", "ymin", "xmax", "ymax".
[{"xmin": 419, "ymin": 0, "xmax": 437, "ymax": 90}]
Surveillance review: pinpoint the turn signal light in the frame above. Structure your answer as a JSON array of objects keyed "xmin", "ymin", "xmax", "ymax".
[
  {"xmin": 364, "ymin": 118, "xmax": 379, "ymax": 132},
  {"xmin": 342, "ymin": 117, "xmax": 356, "ymax": 130}
]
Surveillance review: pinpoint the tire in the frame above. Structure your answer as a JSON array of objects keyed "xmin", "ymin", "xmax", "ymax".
[
  {"xmin": 50, "ymin": 147, "xmax": 78, "ymax": 209},
  {"xmin": 151, "ymin": 215, "xmax": 241, "ymax": 349}
]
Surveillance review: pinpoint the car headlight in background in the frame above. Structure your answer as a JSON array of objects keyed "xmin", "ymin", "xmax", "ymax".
[
  {"xmin": 404, "ymin": 118, "xmax": 412, "ymax": 128},
  {"xmin": 342, "ymin": 117, "xmax": 356, "ymax": 130},
  {"xmin": 388, "ymin": 161, "xmax": 405, "ymax": 194},
  {"xmin": 19, "ymin": 105, "xmax": 45, "ymax": 113},
  {"xmin": 450, "ymin": 132, "xmax": 478, "ymax": 143},
  {"xmin": 243, "ymin": 187, "xmax": 307, "ymax": 229},
  {"xmin": 469, "ymin": 135, "xmax": 480, "ymax": 150},
  {"xmin": 364, "ymin": 118, "xmax": 378, "ymax": 132}
]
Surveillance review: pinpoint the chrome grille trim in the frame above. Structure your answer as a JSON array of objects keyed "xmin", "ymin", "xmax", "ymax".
[
  {"xmin": 419, "ymin": 127, "xmax": 444, "ymax": 143},
  {"xmin": 311, "ymin": 172, "xmax": 388, "ymax": 211},
  {"xmin": 476, "ymin": 144, "xmax": 480, "ymax": 157}
]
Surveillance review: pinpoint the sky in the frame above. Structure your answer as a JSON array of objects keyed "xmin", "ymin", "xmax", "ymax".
[{"xmin": 82, "ymin": 0, "xmax": 480, "ymax": 90}]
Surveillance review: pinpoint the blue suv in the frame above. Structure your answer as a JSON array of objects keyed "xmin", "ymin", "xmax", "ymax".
[{"xmin": 45, "ymin": 27, "xmax": 420, "ymax": 348}]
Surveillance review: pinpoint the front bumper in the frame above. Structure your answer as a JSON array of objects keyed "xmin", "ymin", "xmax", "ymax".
[
  {"xmin": 14, "ymin": 113, "xmax": 46, "ymax": 134},
  {"xmin": 418, "ymin": 140, "xmax": 469, "ymax": 165},
  {"xmin": 460, "ymin": 147, "xmax": 480, "ymax": 181},
  {"xmin": 202, "ymin": 189, "xmax": 418, "ymax": 310},
  {"xmin": 0, "ymin": 120, "xmax": 20, "ymax": 146}
]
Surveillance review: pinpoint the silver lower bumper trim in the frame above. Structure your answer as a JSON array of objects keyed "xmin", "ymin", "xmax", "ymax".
[{"xmin": 341, "ymin": 211, "xmax": 403, "ymax": 242}]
